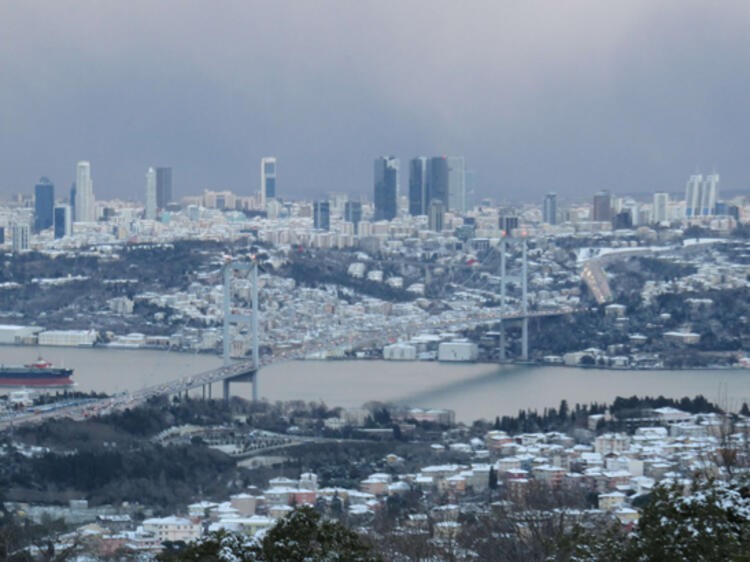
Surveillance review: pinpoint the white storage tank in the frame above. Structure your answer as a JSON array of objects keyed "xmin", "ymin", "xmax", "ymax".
[{"xmin": 438, "ymin": 341, "xmax": 479, "ymax": 362}]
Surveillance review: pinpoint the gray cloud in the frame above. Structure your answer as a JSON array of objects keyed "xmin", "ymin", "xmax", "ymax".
[{"xmin": 1, "ymin": 0, "xmax": 749, "ymax": 202}]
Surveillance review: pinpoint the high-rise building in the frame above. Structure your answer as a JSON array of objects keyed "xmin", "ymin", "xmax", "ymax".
[
  {"xmin": 12, "ymin": 223, "xmax": 30, "ymax": 252},
  {"xmin": 543, "ymin": 192, "xmax": 557, "ymax": 225},
  {"xmin": 653, "ymin": 192, "xmax": 669, "ymax": 223},
  {"xmin": 313, "ymin": 200, "xmax": 330, "ymax": 231},
  {"xmin": 446, "ymin": 156, "xmax": 466, "ymax": 213},
  {"xmin": 344, "ymin": 201, "xmax": 363, "ymax": 234},
  {"xmin": 374, "ymin": 156, "xmax": 398, "ymax": 221},
  {"xmin": 592, "ymin": 191, "xmax": 612, "ymax": 222},
  {"xmin": 408, "ymin": 157, "xmax": 429, "ymax": 216},
  {"xmin": 155, "ymin": 167, "xmax": 172, "ymax": 209},
  {"xmin": 75, "ymin": 161, "xmax": 95, "ymax": 222},
  {"xmin": 145, "ymin": 167, "xmax": 157, "ymax": 220},
  {"xmin": 427, "ymin": 157, "xmax": 449, "ymax": 208},
  {"xmin": 69, "ymin": 182, "xmax": 76, "ymax": 222},
  {"xmin": 499, "ymin": 214, "xmax": 519, "ymax": 235},
  {"xmin": 685, "ymin": 174, "xmax": 702, "ymax": 217},
  {"xmin": 428, "ymin": 199, "xmax": 445, "ymax": 232},
  {"xmin": 261, "ymin": 157, "xmax": 277, "ymax": 208},
  {"xmin": 700, "ymin": 173, "xmax": 719, "ymax": 216},
  {"xmin": 34, "ymin": 177, "xmax": 55, "ymax": 232},
  {"xmin": 54, "ymin": 205, "xmax": 72, "ymax": 239},
  {"xmin": 684, "ymin": 173, "xmax": 719, "ymax": 217}
]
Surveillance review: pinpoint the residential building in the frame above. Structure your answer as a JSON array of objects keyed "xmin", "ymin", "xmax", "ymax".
[{"xmin": 12, "ymin": 223, "xmax": 30, "ymax": 252}]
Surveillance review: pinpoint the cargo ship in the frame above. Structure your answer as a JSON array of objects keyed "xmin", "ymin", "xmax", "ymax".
[{"xmin": 0, "ymin": 358, "xmax": 74, "ymax": 387}]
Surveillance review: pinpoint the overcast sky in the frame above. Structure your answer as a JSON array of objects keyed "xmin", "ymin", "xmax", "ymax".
[{"xmin": 1, "ymin": 1, "xmax": 749, "ymax": 203}]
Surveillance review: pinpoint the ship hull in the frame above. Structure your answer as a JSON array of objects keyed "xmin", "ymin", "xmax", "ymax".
[{"xmin": 0, "ymin": 366, "xmax": 74, "ymax": 387}]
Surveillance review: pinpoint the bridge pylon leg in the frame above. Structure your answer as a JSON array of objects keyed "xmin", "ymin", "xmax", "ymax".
[
  {"xmin": 202, "ymin": 385, "xmax": 206, "ymax": 400},
  {"xmin": 499, "ymin": 322, "xmax": 506, "ymax": 363},
  {"xmin": 223, "ymin": 380, "xmax": 230, "ymax": 403},
  {"xmin": 521, "ymin": 317, "xmax": 529, "ymax": 361},
  {"xmin": 208, "ymin": 384, "xmax": 212, "ymax": 399}
]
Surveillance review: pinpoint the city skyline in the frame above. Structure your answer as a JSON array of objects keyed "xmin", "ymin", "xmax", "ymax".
[{"xmin": 2, "ymin": 2, "xmax": 750, "ymax": 201}]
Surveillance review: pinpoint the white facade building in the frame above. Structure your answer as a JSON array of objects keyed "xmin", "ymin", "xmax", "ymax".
[
  {"xmin": 75, "ymin": 161, "xmax": 96, "ymax": 222},
  {"xmin": 12, "ymin": 223, "xmax": 30, "ymax": 252},
  {"xmin": 653, "ymin": 192, "xmax": 669, "ymax": 223},
  {"xmin": 145, "ymin": 167, "xmax": 157, "ymax": 220}
]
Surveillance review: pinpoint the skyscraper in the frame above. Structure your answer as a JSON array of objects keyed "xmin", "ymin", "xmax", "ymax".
[
  {"xmin": 408, "ymin": 157, "xmax": 429, "ymax": 216},
  {"xmin": 344, "ymin": 201, "xmax": 363, "ymax": 234},
  {"xmin": 374, "ymin": 156, "xmax": 398, "ymax": 221},
  {"xmin": 69, "ymin": 182, "xmax": 76, "ymax": 222},
  {"xmin": 543, "ymin": 192, "xmax": 557, "ymax": 225},
  {"xmin": 54, "ymin": 205, "xmax": 72, "ymax": 239},
  {"xmin": 155, "ymin": 167, "xmax": 172, "ymax": 209},
  {"xmin": 313, "ymin": 200, "xmax": 330, "ymax": 230},
  {"xmin": 75, "ymin": 161, "xmax": 95, "ymax": 222},
  {"xmin": 427, "ymin": 157, "xmax": 449, "ymax": 209},
  {"xmin": 592, "ymin": 191, "xmax": 612, "ymax": 222},
  {"xmin": 700, "ymin": 173, "xmax": 719, "ymax": 216},
  {"xmin": 145, "ymin": 167, "xmax": 157, "ymax": 220},
  {"xmin": 446, "ymin": 156, "xmax": 466, "ymax": 213},
  {"xmin": 685, "ymin": 174, "xmax": 702, "ymax": 217},
  {"xmin": 34, "ymin": 177, "xmax": 55, "ymax": 232},
  {"xmin": 653, "ymin": 192, "xmax": 669, "ymax": 223},
  {"xmin": 261, "ymin": 157, "xmax": 277, "ymax": 208}
]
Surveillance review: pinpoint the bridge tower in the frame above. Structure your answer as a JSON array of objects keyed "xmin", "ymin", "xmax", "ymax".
[
  {"xmin": 497, "ymin": 233, "xmax": 529, "ymax": 362},
  {"xmin": 221, "ymin": 258, "xmax": 260, "ymax": 402}
]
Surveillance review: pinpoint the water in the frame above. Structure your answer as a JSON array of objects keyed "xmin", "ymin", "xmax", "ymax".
[{"xmin": 2, "ymin": 346, "xmax": 749, "ymax": 422}]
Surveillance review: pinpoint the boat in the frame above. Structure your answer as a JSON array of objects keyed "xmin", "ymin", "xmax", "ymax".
[{"xmin": 0, "ymin": 358, "xmax": 74, "ymax": 387}]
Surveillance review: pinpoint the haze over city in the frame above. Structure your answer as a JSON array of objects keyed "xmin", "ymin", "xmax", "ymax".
[{"xmin": 2, "ymin": 0, "xmax": 750, "ymax": 200}]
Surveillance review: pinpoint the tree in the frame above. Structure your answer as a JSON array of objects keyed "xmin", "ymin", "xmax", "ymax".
[
  {"xmin": 157, "ymin": 507, "xmax": 380, "ymax": 562},
  {"xmin": 488, "ymin": 467, "xmax": 498, "ymax": 504}
]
